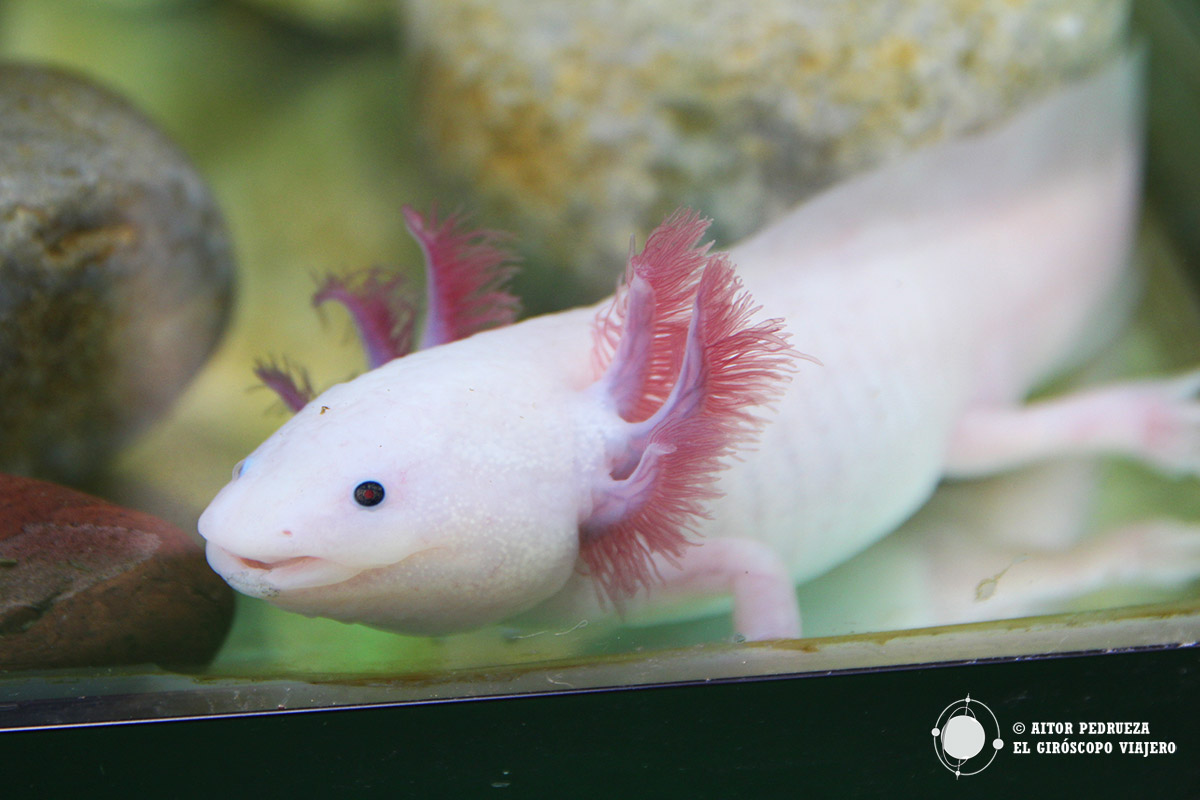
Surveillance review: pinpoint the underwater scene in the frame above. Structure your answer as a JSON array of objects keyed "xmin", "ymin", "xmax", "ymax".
[{"xmin": 1, "ymin": 0, "xmax": 1199, "ymax": 724}]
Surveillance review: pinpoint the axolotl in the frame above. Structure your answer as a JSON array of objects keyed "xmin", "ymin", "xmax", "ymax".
[{"xmin": 199, "ymin": 52, "xmax": 1200, "ymax": 641}]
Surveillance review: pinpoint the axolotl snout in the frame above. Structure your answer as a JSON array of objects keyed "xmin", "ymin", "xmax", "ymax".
[{"xmin": 200, "ymin": 52, "xmax": 1200, "ymax": 640}]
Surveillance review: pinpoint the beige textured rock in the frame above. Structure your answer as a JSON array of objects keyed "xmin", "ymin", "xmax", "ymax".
[{"xmin": 403, "ymin": 0, "xmax": 1130, "ymax": 294}]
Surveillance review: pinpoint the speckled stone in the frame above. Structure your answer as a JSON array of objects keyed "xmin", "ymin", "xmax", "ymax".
[
  {"xmin": 0, "ymin": 64, "xmax": 234, "ymax": 484},
  {"xmin": 0, "ymin": 473, "xmax": 234, "ymax": 670},
  {"xmin": 402, "ymin": 0, "xmax": 1130, "ymax": 294}
]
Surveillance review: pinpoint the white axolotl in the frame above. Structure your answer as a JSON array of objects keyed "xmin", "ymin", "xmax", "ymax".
[{"xmin": 199, "ymin": 52, "xmax": 1200, "ymax": 641}]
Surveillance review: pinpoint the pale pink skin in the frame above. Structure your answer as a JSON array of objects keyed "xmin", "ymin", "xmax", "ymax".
[
  {"xmin": 200, "ymin": 52, "xmax": 1200, "ymax": 640},
  {"xmin": 795, "ymin": 458, "xmax": 1200, "ymax": 635}
]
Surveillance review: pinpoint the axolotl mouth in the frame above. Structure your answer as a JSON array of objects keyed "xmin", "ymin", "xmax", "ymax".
[{"xmin": 205, "ymin": 543, "xmax": 366, "ymax": 596}]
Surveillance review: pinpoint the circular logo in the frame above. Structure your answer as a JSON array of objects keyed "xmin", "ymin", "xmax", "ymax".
[{"xmin": 932, "ymin": 694, "xmax": 1004, "ymax": 777}]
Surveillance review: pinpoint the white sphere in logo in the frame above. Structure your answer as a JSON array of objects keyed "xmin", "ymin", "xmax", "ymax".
[
  {"xmin": 941, "ymin": 714, "xmax": 986, "ymax": 761},
  {"xmin": 932, "ymin": 695, "xmax": 1002, "ymax": 777}
]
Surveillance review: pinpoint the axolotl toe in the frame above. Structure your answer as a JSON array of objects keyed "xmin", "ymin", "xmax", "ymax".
[{"xmin": 200, "ymin": 52, "xmax": 1200, "ymax": 640}]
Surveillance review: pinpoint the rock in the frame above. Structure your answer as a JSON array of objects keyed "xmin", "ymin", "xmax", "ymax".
[
  {"xmin": 0, "ymin": 474, "xmax": 234, "ymax": 670},
  {"xmin": 402, "ymin": 0, "xmax": 1130, "ymax": 294},
  {"xmin": 0, "ymin": 64, "xmax": 235, "ymax": 484}
]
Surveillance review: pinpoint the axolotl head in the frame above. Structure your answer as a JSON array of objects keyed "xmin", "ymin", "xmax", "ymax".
[
  {"xmin": 198, "ymin": 335, "xmax": 592, "ymax": 635},
  {"xmin": 199, "ymin": 208, "xmax": 795, "ymax": 637}
]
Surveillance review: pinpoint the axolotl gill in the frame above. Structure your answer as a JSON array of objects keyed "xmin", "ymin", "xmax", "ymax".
[{"xmin": 199, "ymin": 52, "xmax": 1200, "ymax": 641}]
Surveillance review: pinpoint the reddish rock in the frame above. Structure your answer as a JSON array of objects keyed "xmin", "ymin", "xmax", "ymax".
[{"xmin": 0, "ymin": 474, "xmax": 234, "ymax": 670}]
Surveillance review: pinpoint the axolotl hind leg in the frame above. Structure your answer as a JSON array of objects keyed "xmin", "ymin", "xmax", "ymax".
[
  {"xmin": 796, "ymin": 460, "xmax": 1200, "ymax": 634},
  {"xmin": 946, "ymin": 369, "xmax": 1200, "ymax": 479}
]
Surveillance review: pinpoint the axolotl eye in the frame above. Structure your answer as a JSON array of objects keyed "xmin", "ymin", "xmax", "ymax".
[{"xmin": 354, "ymin": 480, "xmax": 385, "ymax": 507}]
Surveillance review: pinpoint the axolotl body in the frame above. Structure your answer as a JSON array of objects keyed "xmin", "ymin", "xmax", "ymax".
[{"xmin": 199, "ymin": 53, "xmax": 1200, "ymax": 640}]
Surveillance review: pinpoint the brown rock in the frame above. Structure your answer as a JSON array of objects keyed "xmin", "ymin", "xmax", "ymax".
[{"xmin": 0, "ymin": 474, "xmax": 234, "ymax": 670}]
